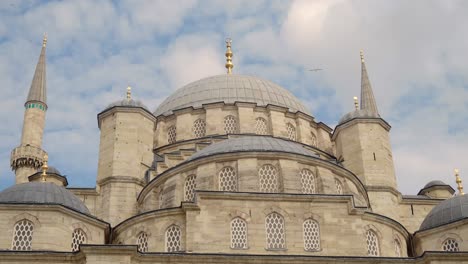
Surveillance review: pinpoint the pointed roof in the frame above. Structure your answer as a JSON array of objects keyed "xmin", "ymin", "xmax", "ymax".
[
  {"xmin": 360, "ymin": 50, "xmax": 379, "ymax": 115},
  {"xmin": 26, "ymin": 35, "xmax": 47, "ymax": 105}
]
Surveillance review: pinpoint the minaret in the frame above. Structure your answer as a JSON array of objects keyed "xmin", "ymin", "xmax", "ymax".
[{"xmin": 10, "ymin": 34, "xmax": 48, "ymax": 183}]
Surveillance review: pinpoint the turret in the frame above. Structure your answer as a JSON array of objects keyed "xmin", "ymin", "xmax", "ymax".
[
  {"xmin": 333, "ymin": 51, "xmax": 398, "ymax": 215},
  {"xmin": 96, "ymin": 87, "xmax": 155, "ymax": 226},
  {"xmin": 10, "ymin": 34, "xmax": 48, "ymax": 183}
]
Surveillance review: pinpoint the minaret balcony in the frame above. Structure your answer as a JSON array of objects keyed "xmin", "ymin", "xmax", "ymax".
[{"xmin": 10, "ymin": 145, "xmax": 47, "ymax": 170}]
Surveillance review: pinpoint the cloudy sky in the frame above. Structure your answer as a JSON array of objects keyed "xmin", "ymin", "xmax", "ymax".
[{"xmin": 0, "ymin": 0, "xmax": 467, "ymax": 194}]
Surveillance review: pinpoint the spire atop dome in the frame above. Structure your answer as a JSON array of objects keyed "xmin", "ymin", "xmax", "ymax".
[
  {"xmin": 455, "ymin": 169, "xmax": 464, "ymax": 195},
  {"xmin": 41, "ymin": 154, "xmax": 48, "ymax": 182},
  {"xmin": 225, "ymin": 38, "xmax": 233, "ymax": 74},
  {"xmin": 353, "ymin": 96, "xmax": 359, "ymax": 110},
  {"xmin": 360, "ymin": 50, "xmax": 378, "ymax": 115},
  {"xmin": 127, "ymin": 86, "xmax": 132, "ymax": 100},
  {"xmin": 26, "ymin": 34, "xmax": 48, "ymax": 106}
]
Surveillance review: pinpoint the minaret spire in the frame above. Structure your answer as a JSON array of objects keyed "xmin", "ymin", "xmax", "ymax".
[
  {"xmin": 360, "ymin": 50, "xmax": 379, "ymax": 114},
  {"xmin": 26, "ymin": 33, "xmax": 48, "ymax": 107}
]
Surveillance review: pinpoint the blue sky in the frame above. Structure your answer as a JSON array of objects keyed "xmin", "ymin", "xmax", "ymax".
[{"xmin": 1, "ymin": 0, "xmax": 467, "ymax": 194}]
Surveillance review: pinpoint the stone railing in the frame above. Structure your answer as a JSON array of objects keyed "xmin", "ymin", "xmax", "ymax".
[{"xmin": 10, "ymin": 145, "xmax": 47, "ymax": 170}]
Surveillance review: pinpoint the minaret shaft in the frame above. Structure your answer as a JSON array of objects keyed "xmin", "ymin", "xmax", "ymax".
[
  {"xmin": 10, "ymin": 35, "xmax": 48, "ymax": 184},
  {"xmin": 360, "ymin": 51, "xmax": 379, "ymax": 115}
]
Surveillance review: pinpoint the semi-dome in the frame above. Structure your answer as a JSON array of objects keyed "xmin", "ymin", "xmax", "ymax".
[
  {"xmin": 419, "ymin": 194, "xmax": 468, "ymax": 230},
  {"xmin": 154, "ymin": 74, "xmax": 311, "ymax": 116},
  {"xmin": 423, "ymin": 180, "xmax": 449, "ymax": 189},
  {"xmin": 36, "ymin": 165, "xmax": 61, "ymax": 175},
  {"xmin": 0, "ymin": 182, "xmax": 89, "ymax": 214},
  {"xmin": 188, "ymin": 135, "xmax": 319, "ymax": 161},
  {"xmin": 104, "ymin": 98, "xmax": 149, "ymax": 112},
  {"xmin": 338, "ymin": 109, "xmax": 380, "ymax": 125}
]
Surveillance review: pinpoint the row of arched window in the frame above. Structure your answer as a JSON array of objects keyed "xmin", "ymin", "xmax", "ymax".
[
  {"xmin": 181, "ymin": 167, "xmax": 344, "ymax": 202},
  {"xmin": 11, "ymin": 219, "xmax": 87, "ymax": 251},
  {"xmin": 166, "ymin": 117, "xmax": 318, "ymax": 146}
]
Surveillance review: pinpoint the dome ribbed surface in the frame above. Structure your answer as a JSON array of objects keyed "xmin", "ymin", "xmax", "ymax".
[
  {"xmin": 0, "ymin": 182, "xmax": 89, "ymax": 214},
  {"xmin": 420, "ymin": 194, "xmax": 468, "ymax": 230},
  {"xmin": 154, "ymin": 74, "xmax": 310, "ymax": 116},
  {"xmin": 188, "ymin": 136, "xmax": 319, "ymax": 161}
]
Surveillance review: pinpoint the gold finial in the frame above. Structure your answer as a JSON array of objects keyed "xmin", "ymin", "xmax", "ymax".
[
  {"xmin": 455, "ymin": 168, "xmax": 464, "ymax": 195},
  {"xmin": 41, "ymin": 154, "xmax": 49, "ymax": 182},
  {"xmin": 42, "ymin": 33, "xmax": 47, "ymax": 47},
  {"xmin": 360, "ymin": 50, "xmax": 364, "ymax": 63},
  {"xmin": 353, "ymin": 96, "xmax": 359, "ymax": 110},
  {"xmin": 126, "ymin": 86, "xmax": 132, "ymax": 100},
  {"xmin": 225, "ymin": 38, "xmax": 233, "ymax": 74}
]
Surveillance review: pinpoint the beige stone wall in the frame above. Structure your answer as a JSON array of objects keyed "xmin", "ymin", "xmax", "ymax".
[
  {"xmin": 69, "ymin": 189, "xmax": 100, "ymax": 216},
  {"xmin": 0, "ymin": 207, "xmax": 106, "ymax": 252},
  {"xmin": 140, "ymin": 154, "xmax": 369, "ymax": 212},
  {"xmin": 414, "ymin": 220, "xmax": 468, "ymax": 255},
  {"xmin": 397, "ymin": 199, "xmax": 441, "ymax": 233}
]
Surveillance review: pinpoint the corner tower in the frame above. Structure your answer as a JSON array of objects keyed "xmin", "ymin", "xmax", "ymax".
[
  {"xmin": 96, "ymin": 87, "xmax": 155, "ymax": 226},
  {"xmin": 333, "ymin": 51, "xmax": 398, "ymax": 213},
  {"xmin": 10, "ymin": 35, "xmax": 48, "ymax": 183}
]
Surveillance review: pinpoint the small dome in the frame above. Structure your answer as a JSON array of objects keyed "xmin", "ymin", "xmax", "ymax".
[
  {"xmin": 0, "ymin": 182, "xmax": 89, "ymax": 214},
  {"xmin": 423, "ymin": 180, "xmax": 449, "ymax": 189},
  {"xmin": 188, "ymin": 135, "xmax": 319, "ymax": 161},
  {"xmin": 419, "ymin": 194, "xmax": 468, "ymax": 230},
  {"xmin": 104, "ymin": 98, "xmax": 149, "ymax": 111},
  {"xmin": 338, "ymin": 109, "xmax": 380, "ymax": 125},
  {"xmin": 37, "ymin": 165, "xmax": 61, "ymax": 175},
  {"xmin": 154, "ymin": 74, "xmax": 310, "ymax": 116}
]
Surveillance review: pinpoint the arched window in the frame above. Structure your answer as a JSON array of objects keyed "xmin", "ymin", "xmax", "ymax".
[
  {"xmin": 300, "ymin": 169, "xmax": 317, "ymax": 194},
  {"xmin": 167, "ymin": 126, "xmax": 177, "ymax": 144},
  {"xmin": 442, "ymin": 238, "xmax": 459, "ymax": 252},
  {"xmin": 335, "ymin": 179, "xmax": 343, "ymax": 194},
  {"xmin": 286, "ymin": 123, "xmax": 296, "ymax": 141},
  {"xmin": 219, "ymin": 166, "xmax": 237, "ymax": 191},
  {"xmin": 303, "ymin": 219, "xmax": 320, "ymax": 251},
  {"xmin": 255, "ymin": 117, "xmax": 269, "ymax": 135},
  {"xmin": 394, "ymin": 238, "xmax": 402, "ymax": 257},
  {"xmin": 366, "ymin": 230, "xmax": 380, "ymax": 256},
  {"xmin": 137, "ymin": 232, "xmax": 148, "ymax": 252},
  {"xmin": 310, "ymin": 132, "xmax": 317, "ymax": 147},
  {"xmin": 231, "ymin": 217, "xmax": 248, "ymax": 249},
  {"xmin": 184, "ymin": 174, "xmax": 197, "ymax": 201},
  {"xmin": 224, "ymin": 115, "xmax": 238, "ymax": 134},
  {"xmin": 11, "ymin": 219, "xmax": 34, "ymax": 251},
  {"xmin": 265, "ymin": 212, "xmax": 285, "ymax": 249},
  {"xmin": 165, "ymin": 225, "xmax": 181, "ymax": 252},
  {"xmin": 71, "ymin": 228, "xmax": 87, "ymax": 252},
  {"xmin": 193, "ymin": 119, "xmax": 206, "ymax": 138},
  {"xmin": 259, "ymin": 164, "xmax": 279, "ymax": 193}
]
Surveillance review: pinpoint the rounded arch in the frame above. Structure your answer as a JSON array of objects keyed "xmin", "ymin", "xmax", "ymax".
[
  {"xmin": 259, "ymin": 164, "xmax": 280, "ymax": 193},
  {"xmin": 265, "ymin": 212, "xmax": 286, "ymax": 250},
  {"xmin": 255, "ymin": 117, "xmax": 269, "ymax": 135},
  {"xmin": 167, "ymin": 125, "xmax": 177, "ymax": 144},
  {"xmin": 165, "ymin": 224, "xmax": 182, "ymax": 252},
  {"xmin": 303, "ymin": 218, "xmax": 321, "ymax": 251},
  {"xmin": 230, "ymin": 217, "xmax": 248, "ymax": 249},
  {"xmin": 300, "ymin": 168, "xmax": 317, "ymax": 194},
  {"xmin": 193, "ymin": 118, "xmax": 206, "ymax": 138},
  {"xmin": 364, "ymin": 225, "xmax": 381, "ymax": 256},
  {"xmin": 71, "ymin": 228, "xmax": 87, "ymax": 252},
  {"xmin": 11, "ymin": 219, "xmax": 34, "ymax": 251},
  {"xmin": 224, "ymin": 115, "xmax": 238, "ymax": 134},
  {"xmin": 286, "ymin": 122, "xmax": 296, "ymax": 141},
  {"xmin": 218, "ymin": 166, "xmax": 237, "ymax": 191},
  {"xmin": 184, "ymin": 174, "xmax": 197, "ymax": 201}
]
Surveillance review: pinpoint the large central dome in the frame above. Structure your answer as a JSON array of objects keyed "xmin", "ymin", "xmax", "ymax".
[{"xmin": 154, "ymin": 74, "xmax": 311, "ymax": 116}]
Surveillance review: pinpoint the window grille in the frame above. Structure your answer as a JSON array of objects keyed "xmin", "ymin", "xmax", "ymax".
[
  {"xmin": 366, "ymin": 230, "xmax": 380, "ymax": 256},
  {"xmin": 311, "ymin": 133, "xmax": 317, "ymax": 147},
  {"xmin": 300, "ymin": 169, "xmax": 316, "ymax": 194},
  {"xmin": 259, "ymin": 164, "xmax": 279, "ymax": 193},
  {"xmin": 265, "ymin": 213, "xmax": 285, "ymax": 249},
  {"xmin": 219, "ymin": 166, "xmax": 237, "ymax": 191},
  {"xmin": 193, "ymin": 119, "xmax": 206, "ymax": 138},
  {"xmin": 71, "ymin": 228, "xmax": 87, "ymax": 252},
  {"xmin": 303, "ymin": 219, "xmax": 320, "ymax": 251},
  {"xmin": 231, "ymin": 218, "xmax": 248, "ymax": 249},
  {"xmin": 137, "ymin": 232, "xmax": 148, "ymax": 252},
  {"xmin": 255, "ymin": 117, "xmax": 268, "ymax": 135},
  {"xmin": 166, "ymin": 225, "xmax": 181, "ymax": 252},
  {"xmin": 394, "ymin": 239, "xmax": 402, "ymax": 257},
  {"xmin": 11, "ymin": 219, "xmax": 34, "ymax": 251},
  {"xmin": 286, "ymin": 123, "xmax": 296, "ymax": 141},
  {"xmin": 224, "ymin": 115, "xmax": 238, "ymax": 134},
  {"xmin": 442, "ymin": 238, "xmax": 459, "ymax": 252},
  {"xmin": 335, "ymin": 179, "xmax": 343, "ymax": 194},
  {"xmin": 184, "ymin": 175, "xmax": 197, "ymax": 201},
  {"xmin": 167, "ymin": 126, "xmax": 177, "ymax": 144}
]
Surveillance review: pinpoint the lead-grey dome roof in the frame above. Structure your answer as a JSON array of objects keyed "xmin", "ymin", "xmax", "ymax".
[
  {"xmin": 36, "ymin": 166, "xmax": 61, "ymax": 175},
  {"xmin": 423, "ymin": 180, "xmax": 449, "ymax": 189},
  {"xmin": 154, "ymin": 74, "xmax": 311, "ymax": 116},
  {"xmin": 105, "ymin": 98, "xmax": 149, "ymax": 111},
  {"xmin": 420, "ymin": 194, "xmax": 468, "ymax": 230},
  {"xmin": 0, "ymin": 182, "xmax": 89, "ymax": 214},
  {"xmin": 338, "ymin": 109, "xmax": 380, "ymax": 125},
  {"xmin": 188, "ymin": 136, "xmax": 319, "ymax": 161}
]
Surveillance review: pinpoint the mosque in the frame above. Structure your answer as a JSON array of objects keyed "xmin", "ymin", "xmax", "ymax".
[{"xmin": 0, "ymin": 35, "xmax": 467, "ymax": 263}]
